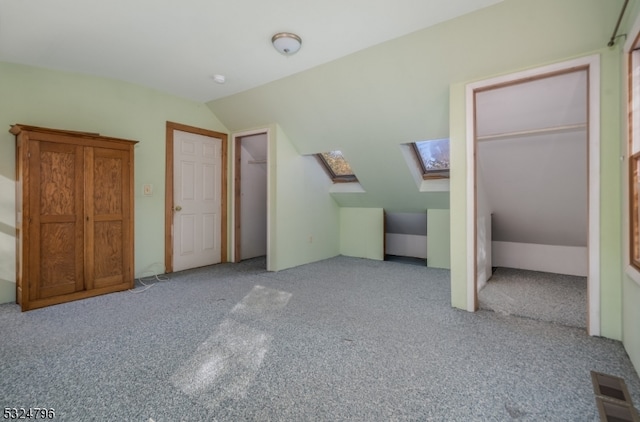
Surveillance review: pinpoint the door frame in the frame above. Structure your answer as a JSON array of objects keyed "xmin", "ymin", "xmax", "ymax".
[
  {"xmin": 231, "ymin": 128, "xmax": 270, "ymax": 265},
  {"xmin": 465, "ymin": 55, "xmax": 600, "ymax": 336},
  {"xmin": 165, "ymin": 121, "xmax": 228, "ymax": 273}
]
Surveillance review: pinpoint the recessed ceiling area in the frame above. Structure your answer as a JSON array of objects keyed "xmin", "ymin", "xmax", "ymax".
[{"xmin": 0, "ymin": 0, "xmax": 503, "ymax": 102}]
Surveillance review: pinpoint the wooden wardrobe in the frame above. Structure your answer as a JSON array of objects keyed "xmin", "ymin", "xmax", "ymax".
[{"xmin": 11, "ymin": 124, "xmax": 137, "ymax": 311}]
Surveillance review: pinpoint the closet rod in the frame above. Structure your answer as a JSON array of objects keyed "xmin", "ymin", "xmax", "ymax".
[
  {"xmin": 248, "ymin": 159, "xmax": 267, "ymax": 164},
  {"xmin": 477, "ymin": 123, "xmax": 586, "ymax": 142},
  {"xmin": 608, "ymin": 0, "xmax": 629, "ymax": 47}
]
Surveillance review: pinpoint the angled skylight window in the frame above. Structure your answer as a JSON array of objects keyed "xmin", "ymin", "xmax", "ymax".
[
  {"xmin": 316, "ymin": 150, "xmax": 358, "ymax": 183},
  {"xmin": 412, "ymin": 139, "xmax": 450, "ymax": 179}
]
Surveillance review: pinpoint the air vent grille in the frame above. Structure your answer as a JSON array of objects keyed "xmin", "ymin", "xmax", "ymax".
[
  {"xmin": 592, "ymin": 371, "xmax": 634, "ymax": 405},
  {"xmin": 591, "ymin": 371, "xmax": 639, "ymax": 422},
  {"xmin": 594, "ymin": 397, "xmax": 640, "ymax": 422}
]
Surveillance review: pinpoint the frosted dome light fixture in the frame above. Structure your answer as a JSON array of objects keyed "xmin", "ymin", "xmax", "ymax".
[{"xmin": 272, "ymin": 32, "xmax": 302, "ymax": 55}]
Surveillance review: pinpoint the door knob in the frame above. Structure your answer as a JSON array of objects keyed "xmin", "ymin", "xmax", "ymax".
[{"xmin": 174, "ymin": 205, "xmax": 182, "ymax": 211}]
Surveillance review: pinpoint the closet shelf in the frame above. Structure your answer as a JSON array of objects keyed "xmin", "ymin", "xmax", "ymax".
[{"xmin": 477, "ymin": 123, "xmax": 587, "ymax": 142}]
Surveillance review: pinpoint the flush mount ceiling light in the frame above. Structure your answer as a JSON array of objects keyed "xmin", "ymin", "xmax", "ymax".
[
  {"xmin": 272, "ymin": 32, "xmax": 302, "ymax": 55},
  {"xmin": 211, "ymin": 74, "xmax": 226, "ymax": 84}
]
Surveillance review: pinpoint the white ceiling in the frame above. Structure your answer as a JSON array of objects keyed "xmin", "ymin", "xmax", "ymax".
[{"xmin": 0, "ymin": 0, "xmax": 503, "ymax": 103}]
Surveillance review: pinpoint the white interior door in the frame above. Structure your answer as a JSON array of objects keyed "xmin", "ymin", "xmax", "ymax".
[{"xmin": 173, "ymin": 130, "xmax": 222, "ymax": 271}]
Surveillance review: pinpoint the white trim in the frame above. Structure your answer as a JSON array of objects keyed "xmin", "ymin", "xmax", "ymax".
[
  {"xmin": 624, "ymin": 13, "xmax": 640, "ymax": 52},
  {"xmin": 465, "ymin": 55, "xmax": 601, "ymax": 335},
  {"xmin": 329, "ymin": 182, "xmax": 366, "ymax": 193},
  {"xmin": 477, "ymin": 123, "xmax": 587, "ymax": 142},
  {"xmin": 587, "ymin": 57, "xmax": 601, "ymax": 337},
  {"xmin": 465, "ymin": 83, "xmax": 476, "ymax": 312},
  {"xmin": 231, "ymin": 128, "xmax": 271, "ymax": 270},
  {"xmin": 399, "ymin": 143, "xmax": 450, "ymax": 192},
  {"xmin": 492, "ymin": 241, "xmax": 588, "ymax": 277},
  {"xmin": 625, "ymin": 265, "xmax": 640, "ymax": 287}
]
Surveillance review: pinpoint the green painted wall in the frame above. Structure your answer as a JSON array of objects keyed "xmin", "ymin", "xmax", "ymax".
[
  {"xmin": 0, "ymin": 62, "xmax": 228, "ymax": 304},
  {"xmin": 449, "ymin": 81, "xmax": 468, "ymax": 310},
  {"xmin": 339, "ymin": 208, "xmax": 384, "ymax": 260},
  {"xmin": 599, "ymin": 49, "xmax": 623, "ymax": 340},
  {"xmin": 449, "ymin": 48, "xmax": 624, "ymax": 339},
  {"xmin": 623, "ymin": 279, "xmax": 640, "ymax": 371},
  {"xmin": 268, "ymin": 125, "xmax": 341, "ymax": 271},
  {"xmin": 443, "ymin": 0, "xmax": 640, "ymax": 340},
  {"xmin": 622, "ymin": 0, "xmax": 640, "ymax": 374},
  {"xmin": 208, "ymin": 0, "xmax": 623, "ymax": 214},
  {"xmin": 427, "ymin": 209, "xmax": 450, "ymax": 269}
]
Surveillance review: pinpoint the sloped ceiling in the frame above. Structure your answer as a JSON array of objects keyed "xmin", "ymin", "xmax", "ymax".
[
  {"xmin": 0, "ymin": 0, "xmax": 502, "ymax": 103},
  {"xmin": 208, "ymin": 0, "xmax": 619, "ymax": 212},
  {"xmin": 240, "ymin": 134, "xmax": 268, "ymax": 162},
  {"xmin": 476, "ymin": 71, "xmax": 588, "ymax": 247},
  {"xmin": 0, "ymin": 0, "xmax": 623, "ymax": 214},
  {"xmin": 386, "ymin": 213, "xmax": 427, "ymax": 236}
]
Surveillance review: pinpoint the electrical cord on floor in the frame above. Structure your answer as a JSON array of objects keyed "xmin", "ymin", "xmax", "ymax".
[{"xmin": 129, "ymin": 263, "xmax": 169, "ymax": 293}]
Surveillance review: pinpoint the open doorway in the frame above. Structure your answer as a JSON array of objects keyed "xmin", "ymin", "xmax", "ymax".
[
  {"xmin": 465, "ymin": 56, "xmax": 600, "ymax": 335},
  {"xmin": 476, "ymin": 69, "xmax": 588, "ymax": 329},
  {"xmin": 233, "ymin": 131, "xmax": 268, "ymax": 267}
]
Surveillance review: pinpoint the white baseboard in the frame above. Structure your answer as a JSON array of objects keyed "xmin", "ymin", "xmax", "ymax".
[
  {"xmin": 385, "ymin": 234, "xmax": 427, "ymax": 259},
  {"xmin": 492, "ymin": 241, "xmax": 587, "ymax": 276}
]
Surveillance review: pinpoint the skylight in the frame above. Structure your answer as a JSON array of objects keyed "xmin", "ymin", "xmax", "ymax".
[
  {"xmin": 317, "ymin": 150, "xmax": 358, "ymax": 183},
  {"xmin": 412, "ymin": 139, "xmax": 450, "ymax": 179}
]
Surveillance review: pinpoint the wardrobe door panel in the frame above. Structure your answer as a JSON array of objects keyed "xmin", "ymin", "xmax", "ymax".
[
  {"xmin": 86, "ymin": 147, "xmax": 131, "ymax": 289},
  {"xmin": 93, "ymin": 153, "xmax": 123, "ymax": 215},
  {"xmin": 38, "ymin": 222, "xmax": 78, "ymax": 297},
  {"xmin": 93, "ymin": 221, "xmax": 124, "ymax": 286},
  {"xmin": 29, "ymin": 141, "xmax": 85, "ymax": 299}
]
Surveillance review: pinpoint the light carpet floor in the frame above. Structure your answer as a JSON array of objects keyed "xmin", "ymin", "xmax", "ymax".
[
  {"xmin": 479, "ymin": 267, "xmax": 587, "ymax": 329},
  {"xmin": 0, "ymin": 256, "xmax": 638, "ymax": 421}
]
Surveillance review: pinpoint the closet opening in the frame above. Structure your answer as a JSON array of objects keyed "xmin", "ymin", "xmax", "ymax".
[
  {"xmin": 233, "ymin": 131, "xmax": 268, "ymax": 268},
  {"xmin": 466, "ymin": 56, "xmax": 600, "ymax": 334}
]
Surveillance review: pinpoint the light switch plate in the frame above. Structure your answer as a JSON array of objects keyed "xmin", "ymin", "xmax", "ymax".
[{"xmin": 143, "ymin": 184, "xmax": 153, "ymax": 196}]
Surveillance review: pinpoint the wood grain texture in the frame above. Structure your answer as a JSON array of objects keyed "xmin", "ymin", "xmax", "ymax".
[
  {"xmin": 31, "ymin": 142, "xmax": 85, "ymax": 302},
  {"xmin": 39, "ymin": 150, "xmax": 76, "ymax": 215},
  {"xmin": 10, "ymin": 124, "xmax": 136, "ymax": 311},
  {"xmin": 94, "ymin": 221, "xmax": 124, "ymax": 281},
  {"xmin": 87, "ymin": 147, "xmax": 131, "ymax": 290},
  {"xmin": 39, "ymin": 222, "xmax": 78, "ymax": 297},
  {"xmin": 93, "ymin": 155, "xmax": 123, "ymax": 215}
]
